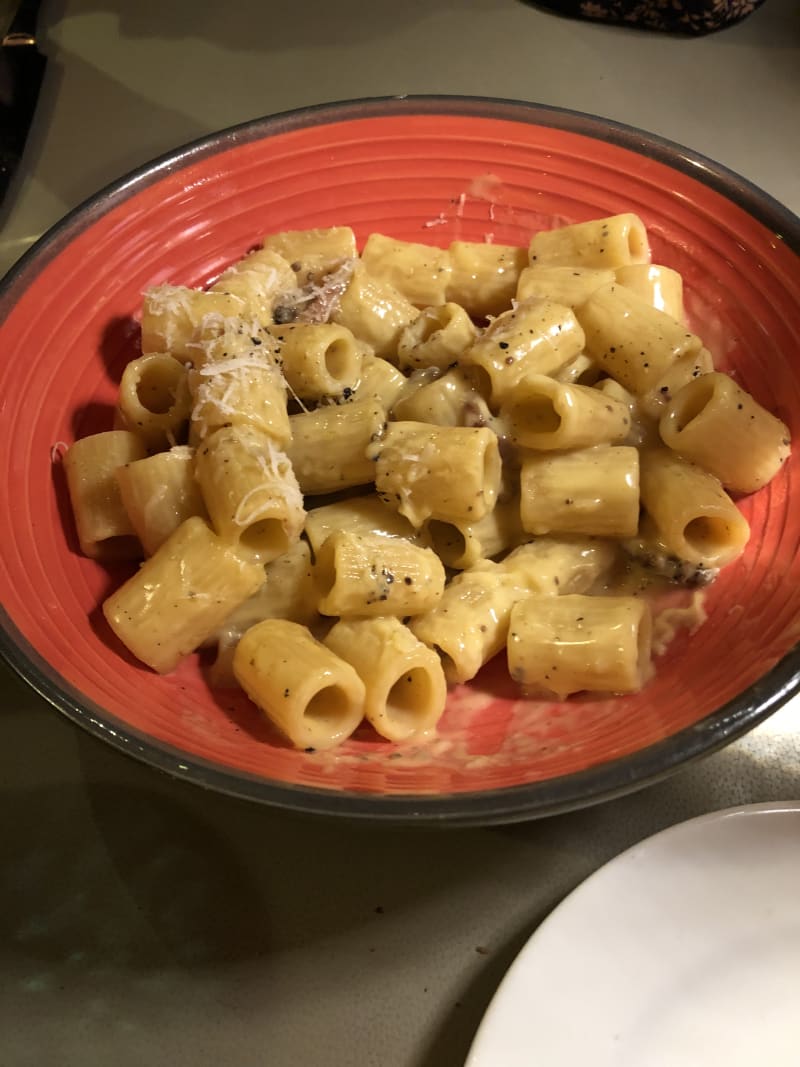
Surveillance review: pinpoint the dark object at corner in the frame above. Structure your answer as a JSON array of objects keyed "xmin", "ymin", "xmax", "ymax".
[
  {"xmin": 0, "ymin": 0, "xmax": 46, "ymax": 212},
  {"xmin": 530, "ymin": 0, "xmax": 766, "ymax": 36}
]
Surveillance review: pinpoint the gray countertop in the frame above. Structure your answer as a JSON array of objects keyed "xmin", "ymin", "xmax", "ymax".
[{"xmin": 1, "ymin": 2, "xmax": 799, "ymax": 1064}]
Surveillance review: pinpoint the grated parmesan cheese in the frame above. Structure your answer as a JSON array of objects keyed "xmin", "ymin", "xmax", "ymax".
[{"xmin": 232, "ymin": 437, "xmax": 304, "ymax": 528}]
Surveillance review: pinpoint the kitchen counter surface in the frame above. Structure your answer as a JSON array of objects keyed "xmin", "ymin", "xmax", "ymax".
[{"xmin": 1, "ymin": 2, "xmax": 798, "ymax": 1064}]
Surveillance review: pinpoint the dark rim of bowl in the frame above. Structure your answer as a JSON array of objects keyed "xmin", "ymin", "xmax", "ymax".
[{"xmin": 1, "ymin": 95, "xmax": 799, "ymax": 826}]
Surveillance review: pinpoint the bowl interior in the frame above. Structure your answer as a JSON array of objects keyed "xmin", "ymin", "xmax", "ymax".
[{"xmin": 1, "ymin": 99, "xmax": 799, "ymax": 821}]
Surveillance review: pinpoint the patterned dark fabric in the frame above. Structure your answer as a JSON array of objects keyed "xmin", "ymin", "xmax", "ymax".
[{"xmin": 533, "ymin": 0, "xmax": 766, "ymax": 34}]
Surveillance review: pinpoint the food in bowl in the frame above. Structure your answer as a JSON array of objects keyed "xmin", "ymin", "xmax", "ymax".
[{"xmin": 60, "ymin": 211, "xmax": 791, "ymax": 752}]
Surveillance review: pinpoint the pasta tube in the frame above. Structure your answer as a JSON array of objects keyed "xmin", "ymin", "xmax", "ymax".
[
  {"xmin": 410, "ymin": 562, "xmax": 526, "ymax": 683},
  {"xmin": 503, "ymin": 374, "xmax": 631, "ymax": 450},
  {"xmin": 210, "ymin": 248, "xmax": 297, "ymax": 322},
  {"xmin": 515, "ymin": 265, "xmax": 615, "ymax": 308},
  {"xmin": 349, "ymin": 353, "xmax": 407, "ymax": 410},
  {"xmin": 287, "ymin": 398, "xmax": 386, "ymax": 495},
  {"xmin": 639, "ymin": 448, "xmax": 750, "ymax": 567},
  {"xmin": 424, "ymin": 499, "xmax": 523, "ymax": 570},
  {"xmin": 411, "ymin": 537, "xmax": 614, "ymax": 683},
  {"xmin": 140, "ymin": 285, "xmax": 245, "ymax": 360},
  {"xmin": 195, "ymin": 426, "xmax": 305, "ymax": 562},
  {"xmin": 324, "ymin": 617, "xmax": 447, "ymax": 742},
  {"xmin": 228, "ymin": 539, "xmax": 317, "ymax": 632},
  {"xmin": 314, "ymin": 531, "xmax": 445, "ymax": 617},
  {"xmin": 576, "ymin": 282, "xmax": 702, "ymax": 393},
  {"xmin": 103, "ymin": 516, "xmax": 266, "ymax": 673},
  {"xmin": 391, "ymin": 368, "xmax": 490, "ymax": 428},
  {"xmin": 500, "ymin": 537, "xmax": 617, "ymax": 596},
  {"xmin": 447, "ymin": 241, "xmax": 528, "ymax": 318},
  {"xmin": 64, "ymin": 430, "xmax": 147, "ymax": 559},
  {"xmin": 304, "ymin": 495, "xmax": 423, "ymax": 556},
  {"xmin": 181, "ymin": 314, "xmax": 271, "ymax": 369},
  {"xmin": 260, "ymin": 226, "xmax": 357, "ymax": 282},
  {"xmin": 209, "ymin": 539, "xmax": 317, "ymax": 687},
  {"xmin": 188, "ymin": 349, "xmax": 290, "ymax": 445},
  {"xmin": 659, "ymin": 372, "xmax": 791, "ymax": 493},
  {"xmin": 332, "ymin": 261, "xmax": 420, "ymax": 358},
  {"xmin": 116, "ymin": 353, "xmax": 192, "ymax": 451},
  {"xmin": 594, "ymin": 378, "xmax": 659, "ymax": 450},
  {"xmin": 460, "ymin": 299, "xmax": 585, "ymax": 406},
  {"xmin": 529, "ymin": 213, "xmax": 650, "ymax": 269},
  {"xmin": 362, "ymin": 233, "xmax": 452, "ymax": 306},
  {"xmin": 234, "ymin": 620, "xmax": 365, "ymax": 750},
  {"xmin": 520, "ymin": 446, "xmax": 640, "ymax": 538},
  {"xmin": 115, "ymin": 446, "xmax": 207, "ymax": 556},
  {"xmin": 396, "ymin": 303, "xmax": 477, "ymax": 372},
  {"xmin": 373, "ymin": 421, "xmax": 501, "ymax": 527},
  {"xmin": 639, "ymin": 347, "xmax": 714, "ymax": 419},
  {"xmin": 615, "ymin": 263, "xmax": 685, "ymax": 321},
  {"xmin": 267, "ymin": 322, "xmax": 362, "ymax": 401},
  {"xmin": 554, "ymin": 353, "xmax": 601, "ymax": 386},
  {"xmin": 508, "ymin": 594, "xmax": 652, "ymax": 697}
]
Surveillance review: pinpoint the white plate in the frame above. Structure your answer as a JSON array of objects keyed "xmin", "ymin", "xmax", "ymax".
[{"xmin": 466, "ymin": 802, "xmax": 800, "ymax": 1067}]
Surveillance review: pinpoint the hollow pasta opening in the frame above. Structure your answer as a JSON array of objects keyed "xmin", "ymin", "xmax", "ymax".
[
  {"xmin": 239, "ymin": 519, "xmax": 289, "ymax": 557},
  {"xmin": 304, "ymin": 684, "xmax": 355, "ymax": 728},
  {"xmin": 671, "ymin": 376, "xmax": 714, "ymax": 433},
  {"xmin": 324, "ymin": 338, "xmax": 355, "ymax": 382},
  {"xmin": 418, "ymin": 306, "xmax": 452, "ymax": 343},
  {"xmin": 91, "ymin": 534, "xmax": 142, "ymax": 562},
  {"xmin": 384, "ymin": 667, "xmax": 434, "ymax": 737},
  {"xmin": 436, "ymin": 305, "xmax": 460, "ymax": 330},
  {"xmin": 135, "ymin": 358, "xmax": 182, "ymax": 414},
  {"xmin": 434, "ymin": 644, "xmax": 460, "ymax": 686},
  {"xmin": 470, "ymin": 365, "xmax": 494, "ymax": 405},
  {"xmin": 426, "ymin": 520, "xmax": 467, "ymax": 567},
  {"xmin": 627, "ymin": 219, "xmax": 649, "ymax": 262},
  {"xmin": 683, "ymin": 516, "xmax": 732, "ymax": 559},
  {"xmin": 521, "ymin": 396, "xmax": 561, "ymax": 435},
  {"xmin": 312, "ymin": 540, "xmax": 336, "ymax": 598}
]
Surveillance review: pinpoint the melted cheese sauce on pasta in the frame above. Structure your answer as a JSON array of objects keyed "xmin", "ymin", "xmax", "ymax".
[{"xmin": 62, "ymin": 214, "xmax": 792, "ymax": 752}]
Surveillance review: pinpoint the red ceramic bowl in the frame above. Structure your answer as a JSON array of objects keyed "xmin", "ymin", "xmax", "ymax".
[{"xmin": 1, "ymin": 97, "xmax": 798, "ymax": 824}]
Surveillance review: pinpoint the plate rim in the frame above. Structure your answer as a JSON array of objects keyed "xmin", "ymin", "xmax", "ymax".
[
  {"xmin": 466, "ymin": 799, "xmax": 800, "ymax": 1063},
  {"xmin": 2, "ymin": 94, "xmax": 798, "ymax": 306},
  {"xmin": 1, "ymin": 94, "xmax": 799, "ymax": 824},
  {"xmin": 2, "ymin": 603, "xmax": 799, "ymax": 825}
]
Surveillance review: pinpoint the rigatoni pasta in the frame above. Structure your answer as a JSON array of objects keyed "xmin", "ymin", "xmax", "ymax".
[
  {"xmin": 460, "ymin": 298, "xmax": 585, "ymax": 405},
  {"xmin": 314, "ymin": 531, "xmax": 445, "ymax": 618},
  {"xmin": 638, "ymin": 449, "xmax": 751, "ymax": 568},
  {"xmin": 234, "ymin": 619, "xmax": 365, "ymax": 751},
  {"xmin": 659, "ymin": 372, "xmax": 790, "ymax": 492},
  {"xmin": 63, "ymin": 210, "xmax": 791, "ymax": 752},
  {"xmin": 520, "ymin": 446, "xmax": 640, "ymax": 538},
  {"xmin": 267, "ymin": 322, "xmax": 362, "ymax": 401},
  {"xmin": 396, "ymin": 303, "xmax": 478, "ymax": 372},
  {"xmin": 361, "ymin": 233, "xmax": 452, "ymax": 307},
  {"xmin": 103, "ymin": 516, "xmax": 266, "ymax": 674},
  {"xmin": 373, "ymin": 421, "xmax": 501, "ymax": 527},
  {"xmin": 287, "ymin": 397, "xmax": 386, "ymax": 495},
  {"xmin": 508, "ymin": 594, "xmax": 652, "ymax": 698},
  {"xmin": 576, "ymin": 282, "xmax": 702, "ymax": 393},
  {"xmin": 194, "ymin": 425, "xmax": 304, "ymax": 562},
  {"xmin": 116, "ymin": 353, "xmax": 192, "ymax": 451},
  {"xmin": 331, "ymin": 260, "xmax": 420, "ymax": 358},
  {"xmin": 529, "ymin": 213, "xmax": 650, "ymax": 270},
  {"xmin": 447, "ymin": 240, "xmax": 528, "ymax": 317},
  {"xmin": 503, "ymin": 374, "xmax": 631, "ymax": 450},
  {"xmin": 64, "ymin": 430, "xmax": 148, "ymax": 560},
  {"xmin": 115, "ymin": 445, "xmax": 207, "ymax": 556},
  {"xmin": 324, "ymin": 617, "xmax": 447, "ymax": 742}
]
